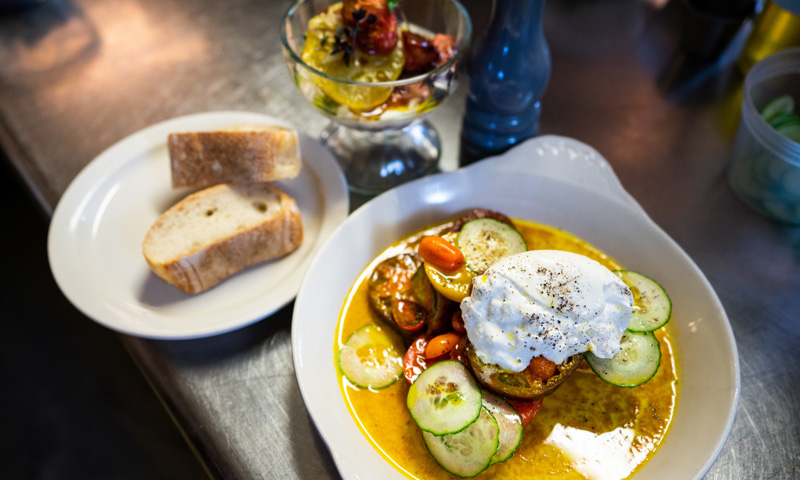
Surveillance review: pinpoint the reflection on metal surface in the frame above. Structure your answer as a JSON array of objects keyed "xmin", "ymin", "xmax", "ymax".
[
  {"xmin": 687, "ymin": 318, "xmax": 703, "ymax": 332},
  {"xmin": 39, "ymin": 0, "xmax": 210, "ymax": 108},
  {"xmin": 90, "ymin": 1, "xmax": 208, "ymax": 70},
  {"xmin": 641, "ymin": 0, "xmax": 670, "ymax": 8},
  {"xmin": 0, "ymin": 0, "xmax": 97, "ymax": 85}
]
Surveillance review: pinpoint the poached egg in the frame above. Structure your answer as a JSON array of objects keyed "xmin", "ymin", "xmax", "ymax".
[{"xmin": 461, "ymin": 250, "xmax": 633, "ymax": 371}]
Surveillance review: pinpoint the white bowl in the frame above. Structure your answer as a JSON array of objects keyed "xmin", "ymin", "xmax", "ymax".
[{"xmin": 292, "ymin": 135, "xmax": 739, "ymax": 479}]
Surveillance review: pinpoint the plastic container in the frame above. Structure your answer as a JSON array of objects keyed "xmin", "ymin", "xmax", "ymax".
[{"xmin": 728, "ymin": 48, "xmax": 800, "ymax": 224}]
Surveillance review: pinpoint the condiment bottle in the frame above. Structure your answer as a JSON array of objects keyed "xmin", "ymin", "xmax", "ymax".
[
  {"xmin": 738, "ymin": 0, "xmax": 800, "ymax": 72},
  {"xmin": 459, "ymin": 0, "xmax": 550, "ymax": 166}
]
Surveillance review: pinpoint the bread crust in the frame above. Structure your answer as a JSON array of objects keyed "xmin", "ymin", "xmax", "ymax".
[
  {"xmin": 168, "ymin": 125, "xmax": 301, "ymax": 189},
  {"xmin": 143, "ymin": 184, "xmax": 303, "ymax": 294}
]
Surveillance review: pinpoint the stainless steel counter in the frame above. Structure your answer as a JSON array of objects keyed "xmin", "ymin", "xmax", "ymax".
[{"xmin": 1, "ymin": 0, "xmax": 798, "ymax": 478}]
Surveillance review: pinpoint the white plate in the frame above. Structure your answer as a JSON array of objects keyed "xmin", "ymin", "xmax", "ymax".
[
  {"xmin": 293, "ymin": 135, "xmax": 740, "ymax": 479},
  {"xmin": 48, "ymin": 111, "xmax": 348, "ymax": 339}
]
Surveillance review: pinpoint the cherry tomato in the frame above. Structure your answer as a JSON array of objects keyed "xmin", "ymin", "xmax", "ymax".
[
  {"xmin": 419, "ymin": 236, "xmax": 465, "ymax": 272},
  {"xmin": 402, "ymin": 31, "xmax": 439, "ymax": 74},
  {"xmin": 528, "ymin": 356, "xmax": 557, "ymax": 382},
  {"xmin": 451, "ymin": 310, "xmax": 466, "ymax": 333},
  {"xmin": 427, "ymin": 354, "xmax": 449, "ymax": 367},
  {"xmin": 432, "ymin": 33, "xmax": 456, "ymax": 64},
  {"xmin": 423, "ymin": 332, "xmax": 462, "ymax": 359},
  {"xmin": 423, "ymin": 262, "xmax": 473, "ymax": 303},
  {"xmin": 507, "ymin": 399, "xmax": 543, "ymax": 427},
  {"xmin": 363, "ymin": 11, "xmax": 398, "ymax": 55},
  {"xmin": 403, "ymin": 334, "xmax": 429, "ymax": 384},
  {"xmin": 404, "ymin": 333, "xmax": 460, "ymax": 383},
  {"xmin": 342, "ymin": 0, "xmax": 398, "ymax": 55},
  {"xmin": 449, "ymin": 334, "xmax": 468, "ymax": 366}
]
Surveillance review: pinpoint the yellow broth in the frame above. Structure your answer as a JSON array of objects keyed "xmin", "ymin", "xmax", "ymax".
[{"xmin": 335, "ymin": 218, "xmax": 679, "ymax": 480}]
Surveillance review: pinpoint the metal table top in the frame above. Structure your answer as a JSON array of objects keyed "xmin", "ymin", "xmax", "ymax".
[{"xmin": 1, "ymin": 0, "xmax": 798, "ymax": 478}]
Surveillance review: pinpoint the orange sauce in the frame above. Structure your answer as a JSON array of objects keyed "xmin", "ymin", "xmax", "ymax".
[{"xmin": 335, "ymin": 218, "xmax": 679, "ymax": 479}]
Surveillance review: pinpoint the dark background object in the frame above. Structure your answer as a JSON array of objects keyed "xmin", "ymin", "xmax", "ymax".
[
  {"xmin": 679, "ymin": 0, "xmax": 756, "ymax": 58},
  {"xmin": 0, "ymin": 0, "xmax": 47, "ymax": 14},
  {"xmin": 0, "ymin": 155, "xmax": 208, "ymax": 479},
  {"xmin": 460, "ymin": 0, "xmax": 550, "ymax": 165}
]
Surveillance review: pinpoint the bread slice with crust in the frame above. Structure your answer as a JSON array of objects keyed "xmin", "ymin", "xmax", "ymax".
[
  {"xmin": 143, "ymin": 183, "xmax": 303, "ymax": 294},
  {"xmin": 168, "ymin": 124, "xmax": 301, "ymax": 189}
]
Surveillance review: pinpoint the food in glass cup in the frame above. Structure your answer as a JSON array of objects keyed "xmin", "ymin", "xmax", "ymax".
[{"xmin": 297, "ymin": 0, "xmax": 457, "ymax": 121}]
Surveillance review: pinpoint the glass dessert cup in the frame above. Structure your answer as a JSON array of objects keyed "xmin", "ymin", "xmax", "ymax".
[{"xmin": 281, "ymin": 0, "xmax": 471, "ymax": 196}]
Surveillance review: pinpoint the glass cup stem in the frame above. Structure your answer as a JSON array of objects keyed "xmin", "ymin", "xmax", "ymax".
[{"xmin": 320, "ymin": 119, "xmax": 441, "ymax": 196}]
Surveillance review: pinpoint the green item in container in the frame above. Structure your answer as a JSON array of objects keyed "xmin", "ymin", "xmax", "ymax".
[
  {"xmin": 778, "ymin": 124, "xmax": 800, "ymax": 142},
  {"xmin": 760, "ymin": 94, "xmax": 800, "ymax": 143},
  {"xmin": 760, "ymin": 94, "xmax": 795, "ymax": 124},
  {"xmin": 769, "ymin": 111, "xmax": 800, "ymax": 130}
]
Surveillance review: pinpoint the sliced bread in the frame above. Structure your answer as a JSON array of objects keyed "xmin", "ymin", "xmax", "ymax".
[
  {"xmin": 143, "ymin": 183, "xmax": 303, "ymax": 294},
  {"xmin": 168, "ymin": 124, "xmax": 301, "ymax": 189}
]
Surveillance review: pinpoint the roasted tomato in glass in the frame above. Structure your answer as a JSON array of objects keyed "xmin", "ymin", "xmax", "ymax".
[{"xmin": 342, "ymin": 0, "xmax": 399, "ymax": 55}]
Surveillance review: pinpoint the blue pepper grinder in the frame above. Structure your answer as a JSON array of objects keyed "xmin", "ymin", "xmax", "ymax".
[{"xmin": 460, "ymin": 0, "xmax": 551, "ymax": 165}]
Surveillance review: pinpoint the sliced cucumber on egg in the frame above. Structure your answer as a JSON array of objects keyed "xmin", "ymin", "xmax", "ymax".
[
  {"xmin": 613, "ymin": 270, "xmax": 672, "ymax": 332},
  {"xmin": 586, "ymin": 331, "xmax": 661, "ymax": 387},
  {"xmin": 338, "ymin": 324, "xmax": 404, "ymax": 390},
  {"xmin": 407, "ymin": 360, "xmax": 483, "ymax": 436},
  {"xmin": 457, "ymin": 218, "xmax": 527, "ymax": 273},
  {"xmin": 422, "ymin": 406, "xmax": 500, "ymax": 478}
]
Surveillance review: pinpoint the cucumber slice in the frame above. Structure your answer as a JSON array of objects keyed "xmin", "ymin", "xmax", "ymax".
[
  {"xmin": 457, "ymin": 218, "xmax": 527, "ymax": 273},
  {"xmin": 769, "ymin": 111, "xmax": 800, "ymax": 130},
  {"xmin": 778, "ymin": 123, "xmax": 800, "ymax": 143},
  {"xmin": 481, "ymin": 391, "xmax": 523, "ymax": 465},
  {"xmin": 614, "ymin": 270, "xmax": 672, "ymax": 333},
  {"xmin": 338, "ymin": 324, "xmax": 404, "ymax": 389},
  {"xmin": 586, "ymin": 331, "xmax": 661, "ymax": 387},
  {"xmin": 407, "ymin": 360, "xmax": 482, "ymax": 436},
  {"xmin": 422, "ymin": 406, "xmax": 499, "ymax": 478},
  {"xmin": 761, "ymin": 94, "xmax": 795, "ymax": 124}
]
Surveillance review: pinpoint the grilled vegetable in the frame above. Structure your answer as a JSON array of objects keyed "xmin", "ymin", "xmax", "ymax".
[
  {"xmin": 368, "ymin": 254, "xmax": 453, "ymax": 338},
  {"xmin": 467, "ymin": 344, "xmax": 585, "ymax": 401}
]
